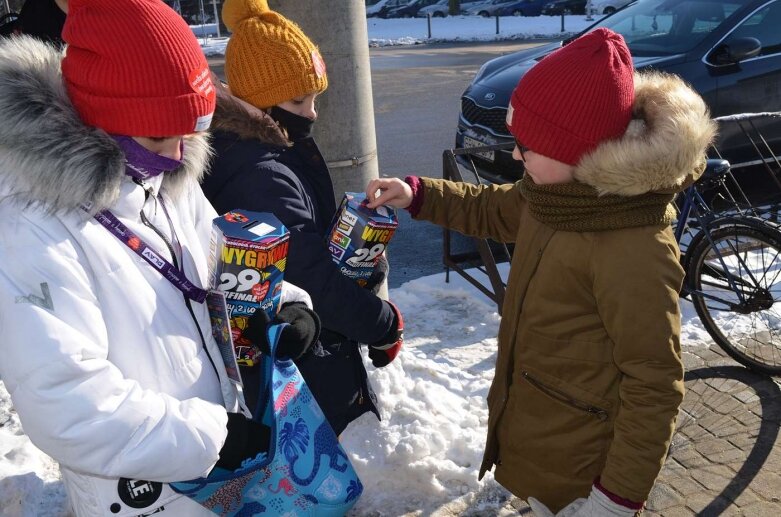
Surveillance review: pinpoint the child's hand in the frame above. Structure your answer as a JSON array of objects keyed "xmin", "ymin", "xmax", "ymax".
[
  {"xmin": 215, "ymin": 413, "xmax": 271, "ymax": 471},
  {"xmin": 365, "ymin": 178, "xmax": 413, "ymax": 209},
  {"xmin": 243, "ymin": 303, "xmax": 320, "ymax": 360}
]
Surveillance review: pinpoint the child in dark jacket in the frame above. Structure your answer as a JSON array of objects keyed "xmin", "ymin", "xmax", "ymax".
[
  {"xmin": 366, "ymin": 29, "xmax": 716, "ymax": 515},
  {"xmin": 201, "ymin": 0, "xmax": 403, "ymax": 436}
]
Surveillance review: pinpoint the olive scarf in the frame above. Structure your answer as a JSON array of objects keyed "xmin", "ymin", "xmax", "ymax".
[{"xmin": 518, "ymin": 175, "xmax": 677, "ymax": 232}]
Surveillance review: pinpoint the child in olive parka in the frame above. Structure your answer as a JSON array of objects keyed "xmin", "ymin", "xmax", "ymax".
[{"xmin": 366, "ymin": 29, "xmax": 716, "ymax": 516}]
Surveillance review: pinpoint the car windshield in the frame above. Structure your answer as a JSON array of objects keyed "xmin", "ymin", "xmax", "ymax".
[{"xmin": 594, "ymin": 0, "xmax": 746, "ymax": 56}]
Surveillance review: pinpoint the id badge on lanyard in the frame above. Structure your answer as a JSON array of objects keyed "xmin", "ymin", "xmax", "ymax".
[{"xmin": 205, "ymin": 290, "xmax": 243, "ymax": 385}]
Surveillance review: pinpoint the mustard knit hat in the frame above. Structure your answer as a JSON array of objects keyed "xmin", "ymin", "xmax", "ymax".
[{"xmin": 223, "ymin": 0, "xmax": 328, "ymax": 109}]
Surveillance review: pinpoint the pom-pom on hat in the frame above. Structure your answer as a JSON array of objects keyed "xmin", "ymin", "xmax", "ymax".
[
  {"xmin": 222, "ymin": 0, "xmax": 328, "ymax": 109},
  {"xmin": 506, "ymin": 28, "xmax": 634, "ymax": 166},
  {"xmin": 62, "ymin": 0, "xmax": 216, "ymax": 137}
]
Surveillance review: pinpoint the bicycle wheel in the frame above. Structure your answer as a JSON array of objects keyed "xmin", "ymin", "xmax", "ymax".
[{"xmin": 687, "ymin": 222, "xmax": 781, "ymax": 375}]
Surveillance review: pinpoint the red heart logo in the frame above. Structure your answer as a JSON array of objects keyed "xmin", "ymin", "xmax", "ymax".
[
  {"xmin": 231, "ymin": 327, "xmax": 249, "ymax": 346},
  {"xmin": 252, "ymin": 281, "xmax": 270, "ymax": 301}
]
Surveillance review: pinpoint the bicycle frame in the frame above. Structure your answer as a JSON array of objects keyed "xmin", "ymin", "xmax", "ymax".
[{"xmin": 676, "ymin": 173, "xmax": 773, "ymax": 310}]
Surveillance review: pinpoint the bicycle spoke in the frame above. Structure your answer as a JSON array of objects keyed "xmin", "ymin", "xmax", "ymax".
[{"xmin": 757, "ymin": 243, "xmax": 781, "ymax": 288}]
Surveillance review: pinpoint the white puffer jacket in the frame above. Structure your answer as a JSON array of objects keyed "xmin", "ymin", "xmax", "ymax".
[{"xmin": 0, "ymin": 37, "xmax": 309, "ymax": 517}]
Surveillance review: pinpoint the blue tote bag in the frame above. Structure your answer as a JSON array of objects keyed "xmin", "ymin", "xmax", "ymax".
[{"xmin": 171, "ymin": 323, "xmax": 363, "ymax": 516}]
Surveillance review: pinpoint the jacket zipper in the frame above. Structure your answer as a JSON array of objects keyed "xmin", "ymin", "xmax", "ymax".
[
  {"xmin": 522, "ymin": 371, "xmax": 609, "ymax": 422},
  {"xmin": 136, "ymin": 183, "xmax": 220, "ymax": 380},
  {"xmin": 355, "ymin": 344, "xmax": 365, "ymax": 405}
]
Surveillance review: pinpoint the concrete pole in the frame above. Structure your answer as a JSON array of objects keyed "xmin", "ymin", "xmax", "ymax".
[{"xmin": 268, "ymin": 0, "xmax": 379, "ymax": 202}]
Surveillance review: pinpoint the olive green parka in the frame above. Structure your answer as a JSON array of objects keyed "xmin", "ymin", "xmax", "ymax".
[{"xmin": 414, "ymin": 71, "xmax": 716, "ymax": 511}]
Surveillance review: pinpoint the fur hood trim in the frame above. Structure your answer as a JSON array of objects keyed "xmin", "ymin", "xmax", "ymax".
[
  {"xmin": 211, "ymin": 89, "xmax": 290, "ymax": 147},
  {"xmin": 575, "ymin": 70, "xmax": 717, "ymax": 196},
  {"xmin": 0, "ymin": 36, "xmax": 210, "ymax": 215}
]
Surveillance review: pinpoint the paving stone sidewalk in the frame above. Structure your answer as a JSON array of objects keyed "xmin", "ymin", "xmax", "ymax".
[
  {"xmin": 495, "ymin": 344, "xmax": 781, "ymax": 517},
  {"xmin": 645, "ymin": 345, "xmax": 781, "ymax": 516}
]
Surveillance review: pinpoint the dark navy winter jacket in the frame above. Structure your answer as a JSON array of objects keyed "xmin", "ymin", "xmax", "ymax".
[{"xmin": 201, "ymin": 96, "xmax": 392, "ymax": 433}]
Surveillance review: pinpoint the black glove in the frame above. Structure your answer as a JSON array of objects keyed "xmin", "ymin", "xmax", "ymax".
[
  {"xmin": 368, "ymin": 301, "xmax": 404, "ymax": 368},
  {"xmin": 243, "ymin": 303, "xmax": 321, "ymax": 360},
  {"xmin": 215, "ymin": 412, "xmax": 271, "ymax": 471},
  {"xmin": 364, "ymin": 254, "xmax": 389, "ymax": 296}
]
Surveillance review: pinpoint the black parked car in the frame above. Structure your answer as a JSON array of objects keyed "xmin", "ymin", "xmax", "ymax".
[
  {"xmin": 386, "ymin": 0, "xmax": 441, "ymax": 17},
  {"xmin": 540, "ymin": 0, "xmax": 588, "ymax": 15},
  {"xmin": 496, "ymin": 0, "xmax": 548, "ymax": 16},
  {"xmin": 456, "ymin": 0, "xmax": 781, "ymax": 184}
]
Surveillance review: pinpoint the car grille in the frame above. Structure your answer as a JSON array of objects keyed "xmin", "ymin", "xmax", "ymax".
[{"xmin": 461, "ymin": 97, "xmax": 509, "ymax": 135}]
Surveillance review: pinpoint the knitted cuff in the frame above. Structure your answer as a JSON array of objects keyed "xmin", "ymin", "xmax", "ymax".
[
  {"xmin": 594, "ymin": 478, "xmax": 644, "ymax": 511},
  {"xmin": 404, "ymin": 175, "xmax": 424, "ymax": 218}
]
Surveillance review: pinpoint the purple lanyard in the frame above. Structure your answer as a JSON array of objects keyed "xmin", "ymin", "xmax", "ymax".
[{"xmin": 93, "ymin": 210, "xmax": 208, "ymax": 303}]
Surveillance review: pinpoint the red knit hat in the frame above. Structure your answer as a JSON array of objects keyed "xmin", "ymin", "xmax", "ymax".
[
  {"xmin": 62, "ymin": 0, "xmax": 216, "ymax": 136},
  {"xmin": 506, "ymin": 28, "xmax": 634, "ymax": 166}
]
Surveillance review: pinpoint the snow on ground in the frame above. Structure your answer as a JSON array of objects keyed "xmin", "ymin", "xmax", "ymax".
[
  {"xmin": 198, "ymin": 14, "xmax": 598, "ymax": 56},
  {"xmin": 0, "ymin": 262, "xmax": 710, "ymax": 516}
]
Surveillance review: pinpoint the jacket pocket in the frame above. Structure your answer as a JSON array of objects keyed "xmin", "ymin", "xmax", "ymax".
[
  {"xmin": 497, "ymin": 367, "xmax": 614, "ymax": 482},
  {"xmin": 522, "ymin": 370, "xmax": 609, "ymax": 422}
]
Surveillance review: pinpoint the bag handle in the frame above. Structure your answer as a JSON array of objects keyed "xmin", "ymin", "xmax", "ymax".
[
  {"xmin": 256, "ymin": 321, "xmax": 288, "ymax": 427},
  {"xmin": 265, "ymin": 322, "xmax": 286, "ymax": 359}
]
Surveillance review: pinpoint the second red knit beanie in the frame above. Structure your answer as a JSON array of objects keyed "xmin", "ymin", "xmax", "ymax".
[{"xmin": 506, "ymin": 28, "xmax": 634, "ymax": 166}]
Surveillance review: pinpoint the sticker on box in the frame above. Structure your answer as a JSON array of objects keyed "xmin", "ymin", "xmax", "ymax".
[{"xmin": 329, "ymin": 243, "xmax": 346, "ymax": 262}]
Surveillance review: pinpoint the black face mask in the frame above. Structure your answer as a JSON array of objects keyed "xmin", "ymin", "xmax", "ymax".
[{"xmin": 270, "ymin": 106, "xmax": 315, "ymax": 142}]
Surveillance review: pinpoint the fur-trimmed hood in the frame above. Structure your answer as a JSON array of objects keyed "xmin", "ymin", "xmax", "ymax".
[
  {"xmin": 575, "ymin": 70, "xmax": 717, "ymax": 196},
  {"xmin": 0, "ymin": 36, "xmax": 211, "ymax": 214}
]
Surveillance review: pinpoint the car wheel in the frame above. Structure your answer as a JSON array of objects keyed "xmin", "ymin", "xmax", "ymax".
[
  {"xmin": 603, "ymin": 7, "xmax": 616, "ymax": 14},
  {"xmin": 402, "ymin": 13, "xmax": 412, "ymax": 18},
  {"xmin": 434, "ymin": 11, "xmax": 445, "ymax": 17},
  {"xmin": 479, "ymin": 10, "xmax": 490, "ymax": 17},
  {"xmin": 512, "ymin": 9, "xmax": 523, "ymax": 16}
]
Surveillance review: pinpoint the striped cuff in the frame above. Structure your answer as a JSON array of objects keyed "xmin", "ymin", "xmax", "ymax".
[
  {"xmin": 594, "ymin": 478, "xmax": 644, "ymax": 511},
  {"xmin": 404, "ymin": 175, "xmax": 424, "ymax": 217}
]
